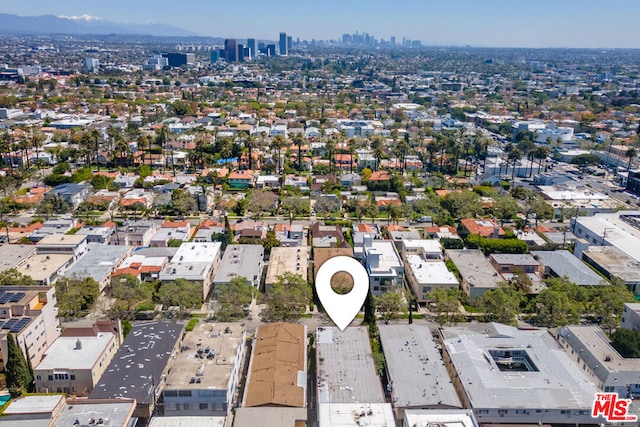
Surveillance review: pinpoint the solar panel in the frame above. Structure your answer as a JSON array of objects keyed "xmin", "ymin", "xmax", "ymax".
[
  {"xmin": 10, "ymin": 318, "xmax": 30, "ymax": 333},
  {"xmin": 9, "ymin": 293, "xmax": 24, "ymax": 302},
  {"xmin": 0, "ymin": 296, "xmax": 11, "ymax": 304},
  {"xmin": 2, "ymin": 319, "xmax": 17, "ymax": 329}
]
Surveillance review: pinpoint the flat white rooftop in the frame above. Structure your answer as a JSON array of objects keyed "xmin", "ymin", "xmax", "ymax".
[
  {"xmin": 406, "ymin": 256, "xmax": 459, "ymax": 286},
  {"xmin": 148, "ymin": 416, "xmax": 226, "ymax": 427},
  {"xmin": 441, "ymin": 323, "xmax": 600, "ymax": 411},
  {"xmin": 318, "ymin": 403, "xmax": 394, "ymax": 427},
  {"xmin": 316, "ymin": 326, "xmax": 385, "ymax": 404},
  {"xmin": 378, "ymin": 324, "xmax": 461, "ymax": 409},
  {"xmin": 403, "ymin": 409, "xmax": 479, "ymax": 427},
  {"xmin": 36, "ymin": 334, "xmax": 115, "ymax": 371},
  {"xmin": 3, "ymin": 395, "xmax": 64, "ymax": 415}
]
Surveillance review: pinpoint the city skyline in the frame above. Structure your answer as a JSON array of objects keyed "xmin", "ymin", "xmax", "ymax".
[{"xmin": 2, "ymin": 1, "xmax": 640, "ymax": 48}]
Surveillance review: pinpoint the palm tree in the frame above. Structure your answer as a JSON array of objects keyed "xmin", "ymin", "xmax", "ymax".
[
  {"xmin": 0, "ymin": 131, "xmax": 13, "ymax": 170},
  {"xmin": 324, "ymin": 136, "xmax": 336, "ymax": 173},
  {"xmin": 347, "ymin": 138, "xmax": 358, "ymax": 173},
  {"xmin": 462, "ymin": 138, "xmax": 473, "ymax": 177},
  {"xmin": 137, "ymin": 134, "xmax": 151, "ymax": 171},
  {"xmin": 243, "ymin": 133, "xmax": 257, "ymax": 171},
  {"xmin": 30, "ymin": 128, "xmax": 45, "ymax": 167},
  {"xmin": 271, "ymin": 135, "xmax": 286, "ymax": 174},
  {"xmin": 534, "ymin": 146, "xmax": 549, "ymax": 174},
  {"xmin": 626, "ymin": 147, "xmax": 638, "ymax": 172},
  {"xmin": 106, "ymin": 126, "xmax": 123, "ymax": 170},
  {"xmin": 508, "ymin": 148, "xmax": 522, "ymax": 181}
]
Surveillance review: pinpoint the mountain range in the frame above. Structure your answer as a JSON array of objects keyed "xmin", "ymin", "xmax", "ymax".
[{"xmin": 0, "ymin": 13, "xmax": 196, "ymax": 37}]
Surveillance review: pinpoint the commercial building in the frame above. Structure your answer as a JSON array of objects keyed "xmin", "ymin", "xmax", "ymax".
[
  {"xmin": 159, "ymin": 242, "xmax": 223, "ymax": 300},
  {"xmin": 0, "ymin": 286, "xmax": 60, "ymax": 371},
  {"xmin": 378, "ymin": 324, "xmax": 461, "ymax": 419},
  {"xmin": 162, "ymin": 53, "xmax": 195, "ymax": 67},
  {"xmin": 163, "ymin": 323, "xmax": 245, "ymax": 416},
  {"xmin": 2, "ymin": 395, "xmax": 66, "ymax": 424},
  {"xmin": 222, "ymin": 39, "xmax": 238, "ymax": 63},
  {"xmin": 243, "ymin": 322, "xmax": 306, "ymax": 408},
  {"xmin": 148, "ymin": 416, "xmax": 225, "ymax": 427},
  {"xmin": 316, "ymin": 326, "xmax": 385, "ymax": 404},
  {"xmin": 63, "ymin": 244, "xmax": 131, "ymax": 293},
  {"xmin": 440, "ymin": 323, "xmax": 604, "ymax": 424},
  {"xmin": 212, "ymin": 244, "xmax": 264, "ymax": 289},
  {"xmin": 445, "ymin": 249, "xmax": 501, "ymax": 298},
  {"xmin": 360, "ymin": 235, "xmax": 404, "ymax": 296},
  {"xmin": 402, "ymin": 240, "xmax": 458, "ymax": 303},
  {"xmin": 90, "ymin": 321, "xmax": 184, "ymax": 419},
  {"xmin": 264, "ymin": 247, "xmax": 309, "ymax": 293},
  {"xmin": 539, "ymin": 185, "xmax": 618, "ymax": 217},
  {"xmin": 34, "ymin": 322, "xmax": 120, "ymax": 395},
  {"xmin": 279, "ymin": 32, "xmax": 288, "ymax": 56}
]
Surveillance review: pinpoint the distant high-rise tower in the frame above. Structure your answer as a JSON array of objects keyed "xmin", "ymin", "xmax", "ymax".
[
  {"xmin": 390, "ymin": 36, "xmax": 396, "ymax": 46},
  {"xmin": 246, "ymin": 38, "xmax": 256, "ymax": 60},
  {"xmin": 279, "ymin": 32, "xmax": 288, "ymax": 56},
  {"xmin": 223, "ymin": 39, "xmax": 239, "ymax": 62},
  {"xmin": 287, "ymin": 36, "xmax": 292, "ymax": 52},
  {"xmin": 85, "ymin": 58, "xmax": 99, "ymax": 72}
]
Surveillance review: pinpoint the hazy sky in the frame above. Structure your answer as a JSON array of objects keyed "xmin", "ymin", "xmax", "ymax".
[{"xmin": 3, "ymin": 1, "xmax": 640, "ymax": 48}]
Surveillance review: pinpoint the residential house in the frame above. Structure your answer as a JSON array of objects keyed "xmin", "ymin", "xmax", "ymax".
[
  {"xmin": 255, "ymin": 175, "xmax": 281, "ymax": 190},
  {"xmin": 311, "ymin": 222, "xmax": 345, "ymax": 248},
  {"xmin": 441, "ymin": 323, "xmax": 604, "ymax": 425},
  {"xmin": 360, "ymin": 234, "xmax": 404, "ymax": 295},
  {"xmin": 36, "ymin": 233, "xmax": 88, "ymax": 261},
  {"xmin": 112, "ymin": 220, "xmax": 160, "ymax": 247},
  {"xmin": 63, "ymin": 244, "xmax": 132, "ymax": 293},
  {"xmin": 339, "ymin": 173, "xmax": 361, "ymax": 189},
  {"xmin": 46, "ymin": 183, "xmax": 91, "ymax": 209},
  {"xmin": 90, "ymin": 321, "xmax": 184, "ymax": 419},
  {"xmin": 0, "ymin": 286, "xmax": 60, "ymax": 371},
  {"xmin": 228, "ymin": 170, "xmax": 255, "ymax": 190},
  {"xmin": 446, "ymin": 249, "xmax": 502, "ymax": 298},
  {"xmin": 265, "ymin": 247, "xmax": 309, "ymax": 293},
  {"xmin": 402, "ymin": 240, "xmax": 459, "ymax": 302},
  {"xmin": 163, "ymin": 323, "xmax": 245, "ymax": 416},
  {"xmin": 313, "ymin": 247, "xmax": 354, "ymax": 281},
  {"xmin": 212, "ymin": 244, "xmax": 264, "ymax": 289},
  {"xmin": 34, "ymin": 321, "xmax": 120, "ymax": 395},
  {"xmin": 112, "ymin": 253, "xmax": 168, "ymax": 282},
  {"xmin": 150, "ymin": 220, "xmax": 192, "ymax": 247},
  {"xmin": 159, "ymin": 242, "xmax": 223, "ymax": 300},
  {"xmin": 458, "ymin": 218, "xmax": 504, "ymax": 239},
  {"xmin": 243, "ymin": 323, "xmax": 306, "ymax": 408},
  {"xmin": 274, "ymin": 224, "xmax": 304, "ymax": 247}
]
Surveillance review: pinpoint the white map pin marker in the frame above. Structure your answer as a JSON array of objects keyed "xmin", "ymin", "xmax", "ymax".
[{"xmin": 315, "ymin": 256, "xmax": 369, "ymax": 331}]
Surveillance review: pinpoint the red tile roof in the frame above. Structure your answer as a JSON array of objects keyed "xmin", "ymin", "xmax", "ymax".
[{"xmin": 460, "ymin": 218, "xmax": 505, "ymax": 238}]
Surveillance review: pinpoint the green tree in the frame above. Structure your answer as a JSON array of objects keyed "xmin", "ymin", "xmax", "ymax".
[
  {"xmin": 0, "ymin": 269, "xmax": 36, "ymax": 286},
  {"xmin": 611, "ymin": 328, "xmax": 640, "ymax": 358},
  {"xmin": 247, "ymin": 189, "xmax": 278, "ymax": 219},
  {"xmin": 362, "ymin": 290, "xmax": 376, "ymax": 325},
  {"xmin": 91, "ymin": 174, "xmax": 111, "ymax": 190},
  {"xmin": 157, "ymin": 278, "xmax": 202, "ymax": 311},
  {"xmin": 493, "ymin": 194, "xmax": 520, "ymax": 225},
  {"xmin": 428, "ymin": 288, "xmax": 462, "ymax": 326},
  {"xmin": 375, "ymin": 291, "xmax": 405, "ymax": 323},
  {"xmin": 261, "ymin": 272, "xmax": 311, "ymax": 322},
  {"xmin": 55, "ymin": 277, "xmax": 100, "ymax": 318},
  {"xmin": 533, "ymin": 286, "xmax": 582, "ymax": 327},
  {"xmin": 590, "ymin": 281, "xmax": 635, "ymax": 334},
  {"xmin": 476, "ymin": 283, "xmax": 524, "ymax": 326},
  {"xmin": 441, "ymin": 190, "xmax": 482, "ymax": 219},
  {"xmin": 169, "ymin": 188, "xmax": 198, "ymax": 216},
  {"xmin": 261, "ymin": 228, "xmax": 281, "ymax": 254},
  {"xmin": 5, "ymin": 333, "xmax": 32, "ymax": 397},
  {"xmin": 216, "ymin": 277, "xmax": 257, "ymax": 321}
]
